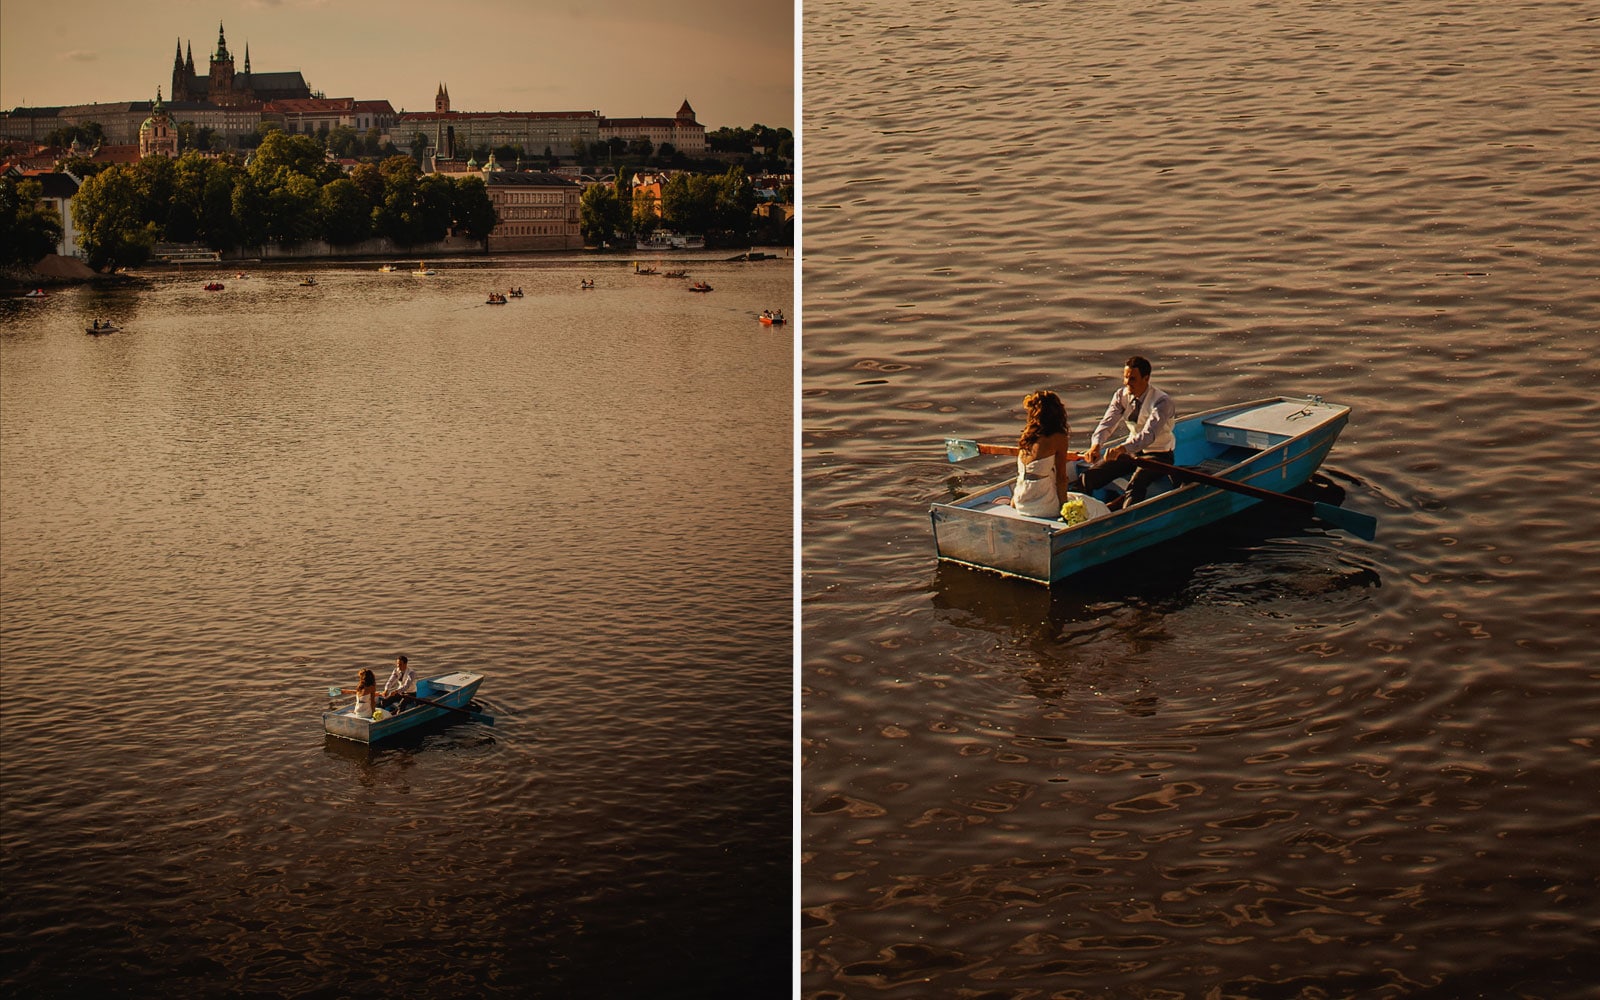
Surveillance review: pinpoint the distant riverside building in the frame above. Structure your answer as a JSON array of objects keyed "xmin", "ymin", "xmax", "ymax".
[
  {"xmin": 600, "ymin": 100, "xmax": 706, "ymax": 156},
  {"xmin": 477, "ymin": 158, "xmax": 582, "ymax": 252},
  {"xmin": 400, "ymin": 84, "xmax": 603, "ymax": 160},
  {"xmin": 17, "ymin": 170, "xmax": 83, "ymax": 258},
  {"xmin": 171, "ymin": 22, "xmax": 311, "ymax": 107},
  {"xmin": 261, "ymin": 98, "xmax": 397, "ymax": 138}
]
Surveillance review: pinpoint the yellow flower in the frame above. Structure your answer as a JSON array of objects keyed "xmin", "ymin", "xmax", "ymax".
[{"xmin": 1060, "ymin": 498, "xmax": 1088, "ymax": 526}]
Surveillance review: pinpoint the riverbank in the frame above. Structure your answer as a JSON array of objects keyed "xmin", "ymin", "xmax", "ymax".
[{"xmin": 1, "ymin": 254, "xmax": 133, "ymax": 292}]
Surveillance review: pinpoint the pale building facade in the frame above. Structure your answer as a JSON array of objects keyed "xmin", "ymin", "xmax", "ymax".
[
  {"xmin": 399, "ymin": 87, "xmax": 603, "ymax": 159},
  {"xmin": 599, "ymin": 100, "xmax": 706, "ymax": 156},
  {"xmin": 480, "ymin": 165, "xmax": 582, "ymax": 252},
  {"xmin": 262, "ymin": 98, "xmax": 397, "ymax": 137}
]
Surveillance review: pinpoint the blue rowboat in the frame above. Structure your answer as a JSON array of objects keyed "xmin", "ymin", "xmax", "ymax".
[
  {"xmin": 323, "ymin": 671, "xmax": 486, "ymax": 743},
  {"xmin": 931, "ymin": 396, "xmax": 1358, "ymax": 585}
]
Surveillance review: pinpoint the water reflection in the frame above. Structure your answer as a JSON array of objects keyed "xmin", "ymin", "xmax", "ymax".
[{"xmin": 930, "ymin": 475, "xmax": 1383, "ymax": 637}]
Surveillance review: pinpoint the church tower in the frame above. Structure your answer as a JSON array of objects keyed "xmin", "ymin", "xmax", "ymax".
[
  {"xmin": 139, "ymin": 89, "xmax": 179, "ymax": 159},
  {"xmin": 171, "ymin": 39, "xmax": 187, "ymax": 102},
  {"xmin": 436, "ymin": 83, "xmax": 451, "ymax": 113},
  {"xmin": 209, "ymin": 21, "xmax": 237, "ymax": 105}
]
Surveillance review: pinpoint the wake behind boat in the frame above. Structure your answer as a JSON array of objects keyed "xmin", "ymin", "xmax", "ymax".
[
  {"xmin": 932, "ymin": 396, "xmax": 1373, "ymax": 585},
  {"xmin": 323, "ymin": 671, "xmax": 489, "ymax": 743}
]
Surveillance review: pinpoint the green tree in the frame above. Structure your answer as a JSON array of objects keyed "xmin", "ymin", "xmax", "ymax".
[
  {"xmin": 326, "ymin": 125, "xmax": 361, "ymax": 159},
  {"xmin": 317, "ymin": 177, "xmax": 371, "ymax": 245},
  {"xmin": 710, "ymin": 166, "xmax": 758, "ymax": 246},
  {"xmin": 230, "ymin": 172, "xmax": 271, "ymax": 248},
  {"xmin": 72, "ymin": 166, "xmax": 157, "ymax": 270},
  {"xmin": 197, "ymin": 158, "xmax": 243, "ymax": 250},
  {"xmin": 452, "ymin": 176, "xmax": 498, "ymax": 243},
  {"xmin": 0, "ymin": 177, "xmax": 64, "ymax": 269},
  {"xmin": 266, "ymin": 172, "xmax": 320, "ymax": 246},
  {"xmin": 414, "ymin": 173, "xmax": 456, "ymax": 242},
  {"xmin": 373, "ymin": 155, "xmax": 422, "ymax": 245},
  {"xmin": 579, "ymin": 182, "xmax": 626, "ymax": 247},
  {"xmin": 660, "ymin": 172, "xmax": 717, "ymax": 235},
  {"xmin": 249, "ymin": 131, "xmax": 331, "ymax": 186},
  {"xmin": 408, "ymin": 132, "xmax": 430, "ymax": 166},
  {"xmin": 44, "ymin": 122, "xmax": 105, "ymax": 149}
]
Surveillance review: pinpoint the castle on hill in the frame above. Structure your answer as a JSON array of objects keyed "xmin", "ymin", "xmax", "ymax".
[{"xmin": 170, "ymin": 21, "xmax": 311, "ymax": 107}]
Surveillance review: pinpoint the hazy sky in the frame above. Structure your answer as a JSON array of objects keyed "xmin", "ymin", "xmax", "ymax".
[{"xmin": 1, "ymin": 0, "xmax": 794, "ymax": 129}]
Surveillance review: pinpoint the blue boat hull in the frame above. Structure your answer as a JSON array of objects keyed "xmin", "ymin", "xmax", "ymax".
[
  {"xmin": 930, "ymin": 397, "xmax": 1351, "ymax": 585},
  {"xmin": 322, "ymin": 671, "xmax": 484, "ymax": 743}
]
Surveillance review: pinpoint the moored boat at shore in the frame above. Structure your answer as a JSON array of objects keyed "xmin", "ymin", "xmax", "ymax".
[
  {"xmin": 323, "ymin": 671, "xmax": 489, "ymax": 743},
  {"xmin": 636, "ymin": 231, "xmax": 705, "ymax": 251},
  {"xmin": 932, "ymin": 396, "xmax": 1369, "ymax": 585}
]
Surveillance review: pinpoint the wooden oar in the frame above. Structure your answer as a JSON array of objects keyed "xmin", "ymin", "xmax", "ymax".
[
  {"xmin": 397, "ymin": 692, "xmax": 495, "ymax": 726},
  {"xmin": 946, "ymin": 438, "xmax": 1081, "ymax": 464},
  {"xmin": 1129, "ymin": 457, "xmax": 1377, "ymax": 541},
  {"xmin": 326, "ymin": 687, "xmax": 495, "ymax": 725}
]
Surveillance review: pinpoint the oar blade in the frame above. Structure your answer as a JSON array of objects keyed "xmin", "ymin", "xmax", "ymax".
[
  {"xmin": 945, "ymin": 438, "xmax": 980, "ymax": 463},
  {"xmin": 1313, "ymin": 502, "xmax": 1378, "ymax": 541}
]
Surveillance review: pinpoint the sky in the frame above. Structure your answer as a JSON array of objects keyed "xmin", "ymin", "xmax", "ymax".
[{"xmin": 1, "ymin": 0, "xmax": 794, "ymax": 130}]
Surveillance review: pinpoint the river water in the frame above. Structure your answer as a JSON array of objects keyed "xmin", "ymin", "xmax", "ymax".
[
  {"xmin": 801, "ymin": 1, "xmax": 1598, "ymax": 998},
  {"xmin": 0, "ymin": 254, "xmax": 793, "ymax": 998}
]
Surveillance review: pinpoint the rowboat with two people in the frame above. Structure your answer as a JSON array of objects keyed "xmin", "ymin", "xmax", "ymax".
[
  {"xmin": 932, "ymin": 395, "xmax": 1376, "ymax": 585},
  {"xmin": 323, "ymin": 671, "xmax": 492, "ymax": 743},
  {"xmin": 689, "ymin": 281, "xmax": 713, "ymax": 293},
  {"xmin": 758, "ymin": 310, "xmax": 786, "ymax": 325},
  {"xmin": 86, "ymin": 321, "xmax": 120, "ymax": 335},
  {"xmin": 203, "ymin": 281, "xmax": 225, "ymax": 291},
  {"xmin": 413, "ymin": 262, "xmax": 436, "ymax": 276}
]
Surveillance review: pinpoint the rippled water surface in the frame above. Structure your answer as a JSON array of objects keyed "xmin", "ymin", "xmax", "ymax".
[
  {"xmin": 802, "ymin": 1, "xmax": 1598, "ymax": 997},
  {"xmin": 1, "ymin": 255, "xmax": 793, "ymax": 998}
]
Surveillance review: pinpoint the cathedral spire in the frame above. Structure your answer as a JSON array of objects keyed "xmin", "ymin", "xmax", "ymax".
[
  {"xmin": 243, "ymin": 43, "xmax": 251, "ymax": 74},
  {"xmin": 216, "ymin": 21, "xmax": 229, "ymax": 59}
]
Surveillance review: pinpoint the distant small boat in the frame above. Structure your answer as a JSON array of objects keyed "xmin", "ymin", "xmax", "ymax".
[
  {"xmin": 86, "ymin": 323, "xmax": 120, "ymax": 335},
  {"xmin": 203, "ymin": 282, "xmax": 225, "ymax": 291},
  {"xmin": 298, "ymin": 278, "xmax": 318, "ymax": 287},
  {"xmin": 758, "ymin": 312, "xmax": 786, "ymax": 325},
  {"xmin": 663, "ymin": 270, "xmax": 689, "ymax": 279},
  {"xmin": 634, "ymin": 265, "xmax": 658, "ymax": 275},
  {"xmin": 234, "ymin": 273, "xmax": 248, "ymax": 280},
  {"xmin": 689, "ymin": 282, "xmax": 713, "ymax": 293},
  {"xmin": 579, "ymin": 279, "xmax": 595, "ymax": 289},
  {"xmin": 23, "ymin": 288, "xmax": 47, "ymax": 299},
  {"xmin": 323, "ymin": 671, "xmax": 489, "ymax": 744},
  {"xmin": 378, "ymin": 264, "xmax": 396, "ymax": 273},
  {"xmin": 508, "ymin": 288, "xmax": 523, "ymax": 298},
  {"xmin": 413, "ymin": 262, "xmax": 436, "ymax": 276},
  {"xmin": 486, "ymin": 294, "xmax": 506, "ymax": 305}
]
